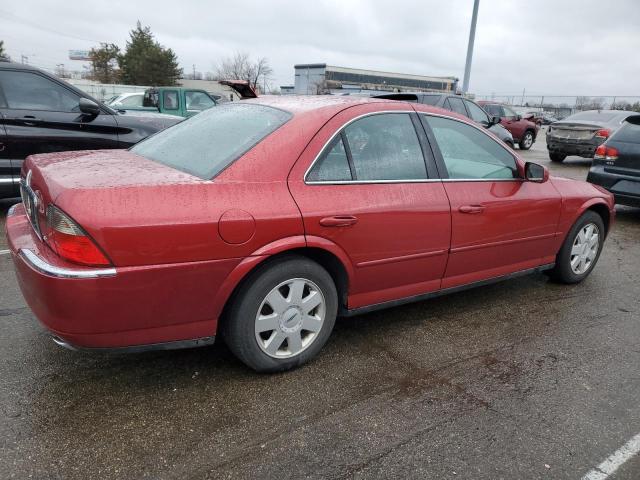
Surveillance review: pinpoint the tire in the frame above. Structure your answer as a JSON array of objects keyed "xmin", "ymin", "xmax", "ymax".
[
  {"xmin": 519, "ymin": 130, "xmax": 535, "ymax": 150},
  {"xmin": 549, "ymin": 152, "xmax": 566, "ymax": 163},
  {"xmin": 222, "ymin": 255, "xmax": 338, "ymax": 373},
  {"xmin": 548, "ymin": 211, "xmax": 605, "ymax": 284}
]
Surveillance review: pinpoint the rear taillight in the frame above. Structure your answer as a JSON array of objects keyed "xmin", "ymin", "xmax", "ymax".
[
  {"xmin": 595, "ymin": 129, "xmax": 611, "ymax": 139},
  {"xmin": 594, "ymin": 144, "xmax": 619, "ymax": 161},
  {"xmin": 45, "ymin": 206, "xmax": 111, "ymax": 267}
]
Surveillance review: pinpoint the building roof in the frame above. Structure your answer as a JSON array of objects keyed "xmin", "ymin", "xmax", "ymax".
[{"xmin": 294, "ymin": 63, "xmax": 457, "ymax": 82}]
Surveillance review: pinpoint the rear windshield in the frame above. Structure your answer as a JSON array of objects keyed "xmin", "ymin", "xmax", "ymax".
[
  {"xmin": 567, "ymin": 111, "xmax": 626, "ymax": 123},
  {"xmin": 612, "ymin": 116, "xmax": 640, "ymax": 143},
  {"xmin": 130, "ymin": 103, "xmax": 291, "ymax": 179}
]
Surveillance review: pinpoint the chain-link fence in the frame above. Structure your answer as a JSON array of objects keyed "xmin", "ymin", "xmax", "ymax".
[{"xmin": 472, "ymin": 95, "xmax": 640, "ymax": 119}]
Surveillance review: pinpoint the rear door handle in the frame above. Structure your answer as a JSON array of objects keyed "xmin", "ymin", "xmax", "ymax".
[
  {"xmin": 319, "ymin": 215, "xmax": 358, "ymax": 227},
  {"xmin": 459, "ymin": 205, "xmax": 485, "ymax": 214}
]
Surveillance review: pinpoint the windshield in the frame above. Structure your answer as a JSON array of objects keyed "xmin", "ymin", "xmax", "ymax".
[{"xmin": 130, "ymin": 103, "xmax": 291, "ymax": 179}]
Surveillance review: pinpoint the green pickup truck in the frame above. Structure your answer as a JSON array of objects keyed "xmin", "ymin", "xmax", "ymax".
[{"xmin": 107, "ymin": 82, "xmax": 257, "ymax": 118}]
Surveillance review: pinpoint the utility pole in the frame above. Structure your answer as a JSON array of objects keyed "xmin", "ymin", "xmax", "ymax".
[
  {"xmin": 462, "ymin": 0, "xmax": 480, "ymax": 93},
  {"xmin": 192, "ymin": 64, "xmax": 196, "ymax": 79},
  {"xmin": 21, "ymin": 54, "xmax": 28, "ymax": 64},
  {"xmin": 521, "ymin": 88, "xmax": 525, "ymax": 106}
]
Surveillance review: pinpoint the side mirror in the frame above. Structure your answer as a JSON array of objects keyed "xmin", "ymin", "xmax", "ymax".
[
  {"xmin": 491, "ymin": 116, "xmax": 501, "ymax": 126},
  {"xmin": 79, "ymin": 98, "xmax": 100, "ymax": 116},
  {"xmin": 525, "ymin": 162, "xmax": 549, "ymax": 183},
  {"xmin": 515, "ymin": 114, "xmax": 522, "ymax": 121}
]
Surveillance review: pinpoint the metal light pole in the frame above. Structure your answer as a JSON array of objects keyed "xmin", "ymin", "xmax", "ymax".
[{"xmin": 462, "ymin": 0, "xmax": 480, "ymax": 93}]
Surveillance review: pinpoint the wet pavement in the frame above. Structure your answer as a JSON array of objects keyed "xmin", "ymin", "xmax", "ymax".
[{"xmin": 1, "ymin": 130, "xmax": 639, "ymax": 479}]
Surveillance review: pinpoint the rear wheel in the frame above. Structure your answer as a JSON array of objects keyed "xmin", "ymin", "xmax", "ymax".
[
  {"xmin": 519, "ymin": 130, "xmax": 535, "ymax": 150},
  {"xmin": 549, "ymin": 152, "xmax": 566, "ymax": 162},
  {"xmin": 548, "ymin": 211, "xmax": 605, "ymax": 284},
  {"xmin": 223, "ymin": 256, "xmax": 338, "ymax": 373}
]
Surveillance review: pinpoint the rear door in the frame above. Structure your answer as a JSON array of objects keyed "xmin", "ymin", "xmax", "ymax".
[
  {"xmin": 421, "ymin": 113, "xmax": 561, "ymax": 289},
  {"xmin": 288, "ymin": 104, "xmax": 451, "ymax": 310},
  {"xmin": 0, "ymin": 69, "xmax": 120, "ymax": 169}
]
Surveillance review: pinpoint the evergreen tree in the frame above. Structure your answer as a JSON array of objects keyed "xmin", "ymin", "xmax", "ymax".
[
  {"xmin": 118, "ymin": 22, "xmax": 182, "ymax": 86},
  {"xmin": 89, "ymin": 43, "xmax": 120, "ymax": 83},
  {"xmin": 0, "ymin": 40, "xmax": 8, "ymax": 61}
]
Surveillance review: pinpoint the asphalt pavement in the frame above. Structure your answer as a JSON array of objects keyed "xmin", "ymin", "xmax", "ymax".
[{"xmin": 1, "ymin": 129, "xmax": 639, "ymax": 479}]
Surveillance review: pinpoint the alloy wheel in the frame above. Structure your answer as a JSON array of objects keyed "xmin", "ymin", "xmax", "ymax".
[
  {"xmin": 570, "ymin": 223, "xmax": 600, "ymax": 275},
  {"xmin": 522, "ymin": 132, "xmax": 533, "ymax": 149},
  {"xmin": 254, "ymin": 278, "xmax": 326, "ymax": 358}
]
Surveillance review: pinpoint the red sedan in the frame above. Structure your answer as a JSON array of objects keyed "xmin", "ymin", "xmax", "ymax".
[{"xmin": 6, "ymin": 96, "xmax": 614, "ymax": 372}]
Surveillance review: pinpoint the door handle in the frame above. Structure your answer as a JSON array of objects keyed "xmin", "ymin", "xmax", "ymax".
[
  {"xmin": 319, "ymin": 215, "xmax": 358, "ymax": 227},
  {"xmin": 20, "ymin": 116, "xmax": 43, "ymax": 126},
  {"xmin": 459, "ymin": 205, "xmax": 485, "ymax": 214}
]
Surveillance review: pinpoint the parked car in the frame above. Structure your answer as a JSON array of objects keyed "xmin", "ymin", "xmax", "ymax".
[
  {"xmin": 6, "ymin": 96, "xmax": 614, "ymax": 373},
  {"xmin": 478, "ymin": 101, "xmax": 539, "ymax": 150},
  {"xmin": 374, "ymin": 92, "xmax": 515, "ymax": 148},
  {"xmin": 540, "ymin": 113, "xmax": 559, "ymax": 125},
  {"xmin": 104, "ymin": 92, "xmax": 145, "ymax": 109},
  {"xmin": 523, "ymin": 112, "xmax": 543, "ymax": 126},
  {"xmin": 0, "ymin": 62, "xmax": 182, "ymax": 199},
  {"xmin": 546, "ymin": 110, "xmax": 634, "ymax": 163},
  {"xmin": 587, "ymin": 114, "xmax": 640, "ymax": 207}
]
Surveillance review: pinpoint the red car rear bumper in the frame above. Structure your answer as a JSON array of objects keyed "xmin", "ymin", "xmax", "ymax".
[{"xmin": 6, "ymin": 204, "xmax": 241, "ymax": 350}]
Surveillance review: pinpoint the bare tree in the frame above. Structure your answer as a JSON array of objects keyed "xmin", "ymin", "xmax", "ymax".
[{"xmin": 215, "ymin": 52, "xmax": 274, "ymax": 92}]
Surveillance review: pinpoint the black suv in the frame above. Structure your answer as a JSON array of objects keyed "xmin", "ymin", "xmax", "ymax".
[
  {"xmin": 0, "ymin": 62, "xmax": 182, "ymax": 198},
  {"xmin": 587, "ymin": 115, "xmax": 640, "ymax": 207}
]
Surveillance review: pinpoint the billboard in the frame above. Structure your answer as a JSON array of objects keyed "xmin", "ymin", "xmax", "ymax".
[{"xmin": 68, "ymin": 50, "xmax": 91, "ymax": 61}]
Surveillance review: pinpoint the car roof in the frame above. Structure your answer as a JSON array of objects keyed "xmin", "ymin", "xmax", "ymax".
[{"xmin": 248, "ymin": 94, "xmax": 400, "ymax": 115}]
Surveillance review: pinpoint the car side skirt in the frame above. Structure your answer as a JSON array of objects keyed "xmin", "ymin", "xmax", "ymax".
[
  {"xmin": 343, "ymin": 263, "xmax": 555, "ymax": 317},
  {"xmin": 51, "ymin": 335, "xmax": 216, "ymax": 354}
]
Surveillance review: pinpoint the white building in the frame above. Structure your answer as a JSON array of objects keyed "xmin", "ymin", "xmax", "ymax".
[{"xmin": 293, "ymin": 64, "xmax": 458, "ymax": 95}]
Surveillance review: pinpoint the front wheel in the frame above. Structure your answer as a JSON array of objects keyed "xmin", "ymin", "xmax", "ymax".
[
  {"xmin": 519, "ymin": 130, "xmax": 535, "ymax": 150},
  {"xmin": 223, "ymin": 256, "xmax": 338, "ymax": 373},
  {"xmin": 548, "ymin": 211, "xmax": 605, "ymax": 284}
]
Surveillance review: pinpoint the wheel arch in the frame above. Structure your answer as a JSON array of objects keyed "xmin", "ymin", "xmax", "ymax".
[
  {"xmin": 213, "ymin": 236, "xmax": 354, "ymax": 333},
  {"xmin": 583, "ymin": 201, "xmax": 611, "ymax": 236}
]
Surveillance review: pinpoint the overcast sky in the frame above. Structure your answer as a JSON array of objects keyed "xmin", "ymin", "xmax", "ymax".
[{"xmin": 1, "ymin": 0, "xmax": 639, "ymax": 98}]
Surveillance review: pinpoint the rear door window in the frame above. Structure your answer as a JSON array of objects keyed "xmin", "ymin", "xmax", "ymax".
[
  {"xmin": 445, "ymin": 97, "xmax": 469, "ymax": 117},
  {"xmin": 344, "ymin": 113, "xmax": 427, "ymax": 181},
  {"xmin": 307, "ymin": 135, "xmax": 352, "ymax": 182},
  {"xmin": 306, "ymin": 113, "xmax": 429, "ymax": 182}
]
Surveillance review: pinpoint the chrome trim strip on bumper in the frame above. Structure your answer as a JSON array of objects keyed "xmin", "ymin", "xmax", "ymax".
[
  {"xmin": 7, "ymin": 202, "xmax": 20, "ymax": 216},
  {"xmin": 19, "ymin": 248, "xmax": 117, "ymax": 279},
  {"xmin": 51, "ymin": 335, "xmax": 216, "ymax": 353}
]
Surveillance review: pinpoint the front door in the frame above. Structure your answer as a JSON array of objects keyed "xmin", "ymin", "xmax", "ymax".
[
  {"xmin": 421, "ymin": 113, "xmax": 561, "ymax": 289},
  {"xmin": 288, "ymin": 104, "xmax": 451, "ymax": 309}
]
